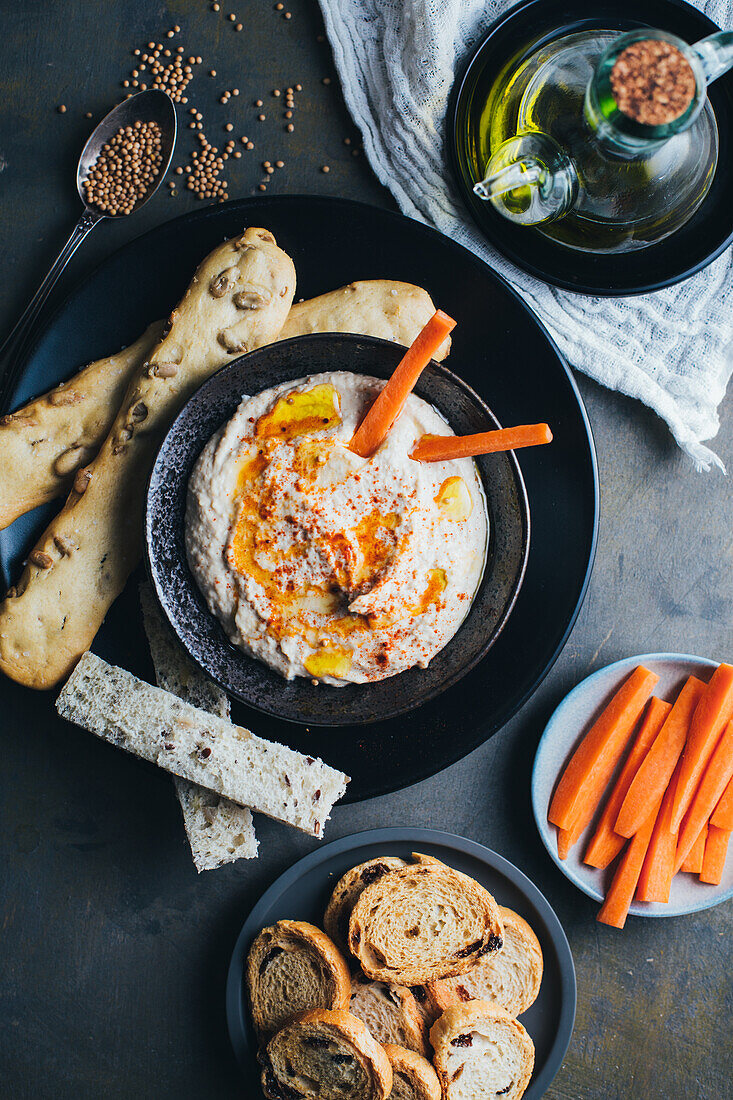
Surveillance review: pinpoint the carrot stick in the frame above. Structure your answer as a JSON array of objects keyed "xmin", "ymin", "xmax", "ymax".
[
  {"xmin": 679, "ymin": 821, "xmax": 707, "ymax": 873},
  {"xmin": 636, "ymin": 756, "xmax": 684, "ymax": 903},
  {"xmin": 548, "ymin": 666, "xmax": 660, "ymax": 833},
  {"xmin": 556, "ymin": 827, "xmax": 575, "ymax": 860},
  {"xmin": 674, "ymin": 720, "xmax": 733, "ymax": 873},
  {"xmin": 584, "ymin": 697, "xmax": 672, "ymax": 869},
  {"xmin": 700, "ymin": 824, "xmax": 731, "ymax": 885},
  {"xmin": 710, "ymin": 773, "xmax": 733, "ymax": 831},
  {"xmin": 670, "ymin": 663, "xmax": 733, "ymax": 832},
  {"xmin": 614, "ymin": 676, "xmax": 706, "ymax": 839},
  {"xmin": 349, "ymin": 309, "xmax": 456, "ymax": 458},
  {"xmin": 411, "ymin": 423, "xmax": 552, "ymax": 462},
  {"xmin": 596, "ymin": 805, "xmax": 660, "ymax": 929}
]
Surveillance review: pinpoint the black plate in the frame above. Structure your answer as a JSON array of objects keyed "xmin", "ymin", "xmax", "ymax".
[
  {"xmin": 449, "ymin": 0, "xmax": 733, "ymax": 295},
  {"xmin": 0, "ymin": 196, "xmax": 598, "ymax": 800},
  {"xmin": 146, "ymin": 335, "xmax": 530, "ymax": 726},
  {"xmin": 225, "ymin": 827, "xmax": 577, "ymax": 1100}
]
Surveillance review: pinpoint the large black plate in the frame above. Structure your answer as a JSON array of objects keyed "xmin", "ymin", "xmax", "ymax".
[
  {"xmin": 449, "ymin": 0, "xmax": 733, "ymax": 295},
  {"xmin": 0, "ymin": 196, "xmax": 598, "ymax": 801},
  {"xmin": 226, "ymin": 828, "xmax": 577, "ymax": 1099}
]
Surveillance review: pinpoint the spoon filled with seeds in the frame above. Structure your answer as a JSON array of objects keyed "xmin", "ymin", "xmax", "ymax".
[{"xmin": 0, "ymin": 89, "xmax": 176, "ymax": 397}]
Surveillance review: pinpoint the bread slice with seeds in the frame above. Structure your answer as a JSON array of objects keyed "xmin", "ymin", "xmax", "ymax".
[
  {"xmin": 139, "ymin": 580, "xmax": 257, "ymax": 872},
  {"xmin": 347, "ymin": 972, "xmax": 428, "ymax": 1056},
  {"xmin": 324, "ymin": 856, "xmax": 407, "ymax": 954},
  {"xmin": 430, "ymin": 1000, "xmax": 535, "ymax": 1100},
  {"xmin": 348, "ymin": 856, "xmax": 504, "ymax": 985},
  {"xmin": 382, "ymin": 1044, "xmax": 442, "ymax": 1100},
  {"xmin": 427, "ymin": 906, "xmax": 543, "ymax": 1018},
  {"xmin": 56, "ymin": 651, "xmax": 348, "ymax": 836},
  {"xmin": 259, "ymin": 1008, "xmax": 393, "ymax": 1100},
  {"xmin": 246, "ymin": 920, "xmax": 350, "ymax": 1042}
]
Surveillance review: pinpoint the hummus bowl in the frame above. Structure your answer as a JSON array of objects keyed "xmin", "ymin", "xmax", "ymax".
[{"xmin": 146, "ymin": 334, "xmax": 529, "ymax": 725}]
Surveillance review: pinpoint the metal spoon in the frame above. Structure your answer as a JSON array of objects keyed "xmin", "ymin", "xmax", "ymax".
[{"xmin": 0, "ymin": 90, "xmax": 177, "ymax": 399}]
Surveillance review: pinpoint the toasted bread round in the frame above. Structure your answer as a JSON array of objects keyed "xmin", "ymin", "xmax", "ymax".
[
  {"xmin": 382, "ymin": 1044, "xmax": 442, "ymax": 1100},
  {"xmin": 430, "ymin": 999, "xmax": 535, "ymax": 1100},
  {"xmin": 324, "ymin": 856, "xmax": 407, "ymax": 954},
  {"xmin": 348, "ymin": 860, "xmax": 504, "ymax": 985},
  {"xmin": 348, "ymin": 973, "xmax": 428, "ymax": 1056},
  {"xmin": 246, "ymin": 920, "xmax": 350, "ymax": 1041},
  {"xmin": 260, "ymin": 1008, "xmax": 393, "ymax": 1100},
  {"xmin": 427, "ymin": 906, "xmax": 543, "ymax": 1017}
]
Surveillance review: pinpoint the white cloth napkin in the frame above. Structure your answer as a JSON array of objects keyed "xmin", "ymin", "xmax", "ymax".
[{"xmin": 318, "ymin": 0, "xmax": 733, "ymax": 470}]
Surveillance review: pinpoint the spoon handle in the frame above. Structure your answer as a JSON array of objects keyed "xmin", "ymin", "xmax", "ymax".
[{"xmin": 0, "ymin": 207, "xmax": 102, "ymax": 400}]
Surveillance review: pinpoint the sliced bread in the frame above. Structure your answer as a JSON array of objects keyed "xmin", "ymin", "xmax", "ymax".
[
  {"xmin": 56, "ymin": 651, "xmax": 349, "ymax": 837},
  {"xmin": 427, "ymin": 906, "xmax": 543, "ymax": 1017},
  {"xmin": 246, "ymin": 920, "xmax": 350, "ymax": 1041},
  {"xmin": 430, "ymin": 1000, "xmax": 535, "ymax": 1100},
  {"xmin": 139, "ymin": 581, "xmax": 257, "ymax": 872},
  {"xmin": 324, "ymin": 856, "xmax": 407, "ymax": 954},
  {"xmin": 348, "ymin": 858, "xmax": 504, "ymax": 985},
  {"xmin": 260, "ymin": 1008, "xmax": 393, "ymax": 1100},
  {"xmin": 348, "ymin": 973, "xmax": 428, "ymax": 1056},
  {"xmin": 382, "ymin": 1045, "xmax": 442, "ymax": 1100}
]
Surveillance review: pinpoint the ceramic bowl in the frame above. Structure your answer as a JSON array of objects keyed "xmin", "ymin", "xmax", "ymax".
[{"xmin": 145, "ymin": 333, "xmax": 530, "ymax": 726}]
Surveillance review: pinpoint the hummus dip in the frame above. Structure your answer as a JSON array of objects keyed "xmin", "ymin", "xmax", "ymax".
[{"xmin": 186, "ymin": 371, "xmax": 488, "ymax": 685}]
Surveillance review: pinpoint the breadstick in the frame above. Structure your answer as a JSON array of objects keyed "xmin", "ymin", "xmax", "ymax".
[
  {"xmin": 0, "ymin": 228, "xmax": 296, "ymax": 690},
  {"xmin": 0, "ymin": 282, "xmax": 448, "ymax": 530},
  {"xmin": 0, "ymin": 323, "xmax": 163, "ymax": 530}
]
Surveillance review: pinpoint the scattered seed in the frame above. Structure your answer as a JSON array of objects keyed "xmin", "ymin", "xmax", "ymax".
[
  {"xmin": 258, "ymin": 183, "xmax": 267, "ymax": 191},
  {"xmin": 255, "ymin": 98, "xmax": 263, "ymax": 107},
  {"xmin": 258, "ymin": 113, "xmax": 266, "ymax": 121},
  {"xmin": 229, "ymin": 12, "xmax": 236, "ymax": 20},
  {"xmin": 285, "ymin": 110, "xmax": 293, "ymax": 119},
  {"xmin": 284, "ymin": 11, "xmax": 291, "ymax": 18},
  {"xmin": 321, "ymin": 164, "xmax": 330, "ymax": 173},
  {"xmin": 322, "ymin": 77, "xmax": 331, "ymax": 85},
  {"xmin": 84, "ymin": 111, "xmax": 92, "ymax": 119},
  {"xmin": 246, "ymin": 140, "xmax": 254, "ymax": 149},
  {"xmin": 225, "ymin": 122, "xmax": 233, "ymax": 131},
  {"xmin": 275, "ymin": 159, "xmax": 284, "ymax": 168},
  {"xmin": 235, "ymin": 23, "xmax": 242, "ymax": 31},
  {"xmin": 286, "ymin": 123, "xmax": 294, "ymax": 132},
  {"xmin": 273, "ymin": 88, "xmax": 281, "ymax": 97},
  {"xmin": 210, "ymin": 69, "xmax": 217, "ymax": 76},
  {"xmin": 57, "ymin": 104, "xmax": 67, "ymax": 113}
]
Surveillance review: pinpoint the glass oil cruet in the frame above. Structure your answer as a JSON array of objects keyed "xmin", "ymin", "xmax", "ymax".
[{"xmin": 472, "ymin": 27, "xmax": 733, "ymax": 252}]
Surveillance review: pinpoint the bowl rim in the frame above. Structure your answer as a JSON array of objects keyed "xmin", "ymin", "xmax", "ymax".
[{"xmin": 145, "ymin": 332, "xmax": 531, "ymax": 726}]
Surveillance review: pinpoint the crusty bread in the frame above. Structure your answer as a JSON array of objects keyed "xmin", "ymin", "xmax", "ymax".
[
  {"xmin": 324, "ymin": 856, "xmax": 407, "ymax": 954},
  {"xmin": 427, "ymin": 906, "xmax": 543, "ymax": 1018},
  {"xmin": 382, "ymin": 1045, "xmax": 442, "ymax": 1100},
  {"xmin": 348, "ymin": 858, "xmax": 504, "ymax": 985},
  {"xmin": 0, "ymin": 322, "xmax": 162, "ymax": 531},
  {"xmin": 430, "ymin": 1000, "xmax": 535, "ymax": 1100},
  {"xmin": 0, "ymin": 281, "xmax": 449, "ymax": 534},
  {"xmin": 139, "ymin": 581, "xmax": 257, "ymax": 872},
  {"xmin": 246, "ymin": 921, "xmax": 351, "ymax": 1041},
  {"xmin": 56, "ymin": 651, "xmax": 348, "ymax": 836},
  {"xmin": 348, "ymin": 973, "xmax": 428, "ymax": 1056},
  {"xmin": 260, "ymin": 1008, "xmax": 393, "ymax": 1100},
  {"xmin": 277, "ymin": 281, "xmax": 451, "ymax": 359},
  {"xmin": 0, "ymin": 228, "xmax": 295, "ymax": 690}
]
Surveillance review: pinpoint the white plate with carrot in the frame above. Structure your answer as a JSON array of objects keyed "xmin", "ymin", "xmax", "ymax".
[{"xmin": 532, "ymin": 653, "xmax": 733, "ymax": 926}]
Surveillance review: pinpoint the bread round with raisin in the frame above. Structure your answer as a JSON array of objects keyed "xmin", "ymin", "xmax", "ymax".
[
  {"xmin": 259, "ymin": 1008, "xmax": 393, "ymax": 1100},
  {"xmin": 348, "ymin": 973, "xmax": 428, "ymax": 1055},
  {"xmin": 324, "ymin": 856, "xmax": 408, "ymax": 954},
  {"xmin": 246, "ymin": 920, "xmax": 350, "ymax": 1042},
  {"xmin": 427, "ymin": 906, "xmax": 543, "ymax": 1017},
  {"xmin": 348, "ymin": 858, "xmax": 504, "ymax": 985},
  {"xmin": 382, "ymin": 1044, "xmax": 442, "ymax": 1100},
  {"xmin": 430, "ymin": 1000, "xmax": 535, "ymax": 1100}
]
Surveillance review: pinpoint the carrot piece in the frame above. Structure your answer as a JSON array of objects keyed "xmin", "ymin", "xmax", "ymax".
[
  {"xmin": 584, "ymin": 697, "xmax": 672, "ymax": 868},
  {"xmin": 679, "ymin": 821, "xmax": 707, "ymax": 873},
  {"xmin": 596, "ymin": 804, "xmax": 660, "ymax": 929},
  {"xmin": 411, "ymin": 423, "xmax": 552, "ymax": 462},
  {"xmin": 700, "ymin": 824, "xmax": 731, "ymax": 885},
  {"xmin": 557, "ymin": 827, "xmax": 574, "ymax": 860},
  {"xmin": 636, "ymin": 756, "xmax": 684, "ymax": 903},
  {"xmin": 674, "ymin": 720, "xmax": 733, "ymax": 873},
  {"xmin": 547, "ymin": 666, "xmax": 660, "ymax": 832},
  {"xmin": 710, "ymin": 773, "xmax": 733, "ymax": 831},
  {"xmin": 349, "ymin": 309, "xmax": 456, "ymax": 458},
  {"xmin": 670, "ymin": 663, "xmax": 733, "ymax": 832},
  {"xmin": 614, "ymin": 676, "xmax": 706, "ymax": 839}
]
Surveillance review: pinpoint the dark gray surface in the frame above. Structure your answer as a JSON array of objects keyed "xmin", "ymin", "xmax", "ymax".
[{"xmin": 0, "ymin": 3, "xmax": 731, "ymax": 1099}]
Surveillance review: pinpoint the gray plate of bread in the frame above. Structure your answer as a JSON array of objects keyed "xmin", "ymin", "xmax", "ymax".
[{"xmin": 227, "ymin": 827, "xmax": 575, "ymax": 1099}]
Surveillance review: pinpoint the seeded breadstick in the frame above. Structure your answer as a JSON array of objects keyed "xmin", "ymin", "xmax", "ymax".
[
  {"xmin": 139, "ymin": 580, "xmax": 258, "ymax": 872},
  {"xmin": 0, "ymin": 322, "xmax": 163, "ymax": 530},
  {"xmin": 56, "ymin": 652, "xmax": 349, "ymax": 837},
  {"xmin": 0, "ymin": 281, "xmax": 447, "ymax": 531},
  {"xmin": 0, "ymin": 228, "xmax": 295, "ymax": 690}
]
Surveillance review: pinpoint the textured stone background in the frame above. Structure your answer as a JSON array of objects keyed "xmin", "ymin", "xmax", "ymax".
[{"xmin": 0, "ymin": 2, "xmax": 731, "ymax": 1098}]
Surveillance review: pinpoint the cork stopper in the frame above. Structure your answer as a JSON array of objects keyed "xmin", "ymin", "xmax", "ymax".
[{"xmin": 610, "ymin": 39, "xmax": 697, "ymax": 126}]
